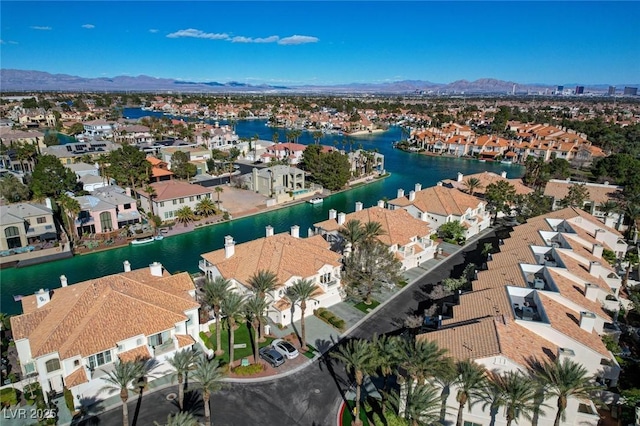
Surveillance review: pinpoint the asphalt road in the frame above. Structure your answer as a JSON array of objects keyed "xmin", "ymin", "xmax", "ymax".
[{"xmin": 80, "ymin": 232, "xmax": 495, "ymax": 426}]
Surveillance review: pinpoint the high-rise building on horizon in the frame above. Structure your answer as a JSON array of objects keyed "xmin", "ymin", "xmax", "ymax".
[
  {"xmin": 556, "ymin": 85, "xmax": 564, "ymax": 95},
  {"xmin": 608, "ymin": 86, "xmax": 616, "ymax": 96},
  {"xmin": 575, "ymin": 86, "xmax": 585, "ymax": 95},
  {"xmin": 623, "ymin": 86, "xmax": 638, "ymax": 96}
]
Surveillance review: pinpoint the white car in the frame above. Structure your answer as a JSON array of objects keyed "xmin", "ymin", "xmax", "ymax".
[{"xmin": 271, "ymin": 338, "xmax": 299, "ymax": 359}]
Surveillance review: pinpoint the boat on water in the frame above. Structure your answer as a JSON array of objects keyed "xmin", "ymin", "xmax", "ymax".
[
  {"xmin": 500, "ymin": 160, "xmax": 513, "ymax": 165},
  {"xmin": 154, "ymin": 235, "xmax": 164, "ymax": 241},
  {"xmin": 130, "ymin": 236, "xmax": 155, "ymax": 245},
  {"xmin": 308, "ymin": 197, "xmax": 324, "ymax": 205}
]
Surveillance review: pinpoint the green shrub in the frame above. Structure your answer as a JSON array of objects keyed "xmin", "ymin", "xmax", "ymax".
[
  {"xmin": 64, "ymin": 386, "xmax": 74, "ymax": 411},
  {"xmin": 199, "ymin": 331, "xmax": 213, "ymax": 349},
  {"xmin": 0, "ymin": 387, "xmax": 18, "ymax": 407},
  {"xmin": 232, "ymin": 363, "xmax": 264, "ymax": 376},
  {"xmin": 602, "ymin": 248, "xmax": 617, "ymax": 265}
]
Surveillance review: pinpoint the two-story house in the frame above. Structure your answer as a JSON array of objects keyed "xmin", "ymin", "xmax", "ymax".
[
  {"xmin": 73, "ymin": 187, "xmax": 140, "ymax": 235},
  {"xmin": 245, "ymin": 165, "xmax": 306, "ymax": 199},
  {"xmin": 199, "ymin": 227, "xmax": 343, "ymax": 326},
  {"xmin": 10, "ymin": 261, "xmax": 200, "ymax": 406},
  {"xmin": 137, "ymin": 181, "xmax": 214, "ymax": 222},
  {"xmin": 0, "ymin": 201, "xmax": 58, "ymax": 251}
]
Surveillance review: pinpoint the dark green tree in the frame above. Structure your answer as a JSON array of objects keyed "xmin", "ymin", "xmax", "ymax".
[
  {"xmin": 485, "ymin": 180, "xmax": 517, "ymax": 222},
  {"xmin": 107, "ymin": 144, "xmax": 150, "ymax": 192},
  {"xmin": 0, "ymin": 174, "xmax": 30, "ymax": 202},
  {"xmin": 43, "ymin": 132, "xmax": 60, "ymax": 147},
  {"xmin": 438, "ymin": 221, "xmax": 466, "ymax": 244},
  {"xmin": 29, "ymin": 154, "xmax": 77, "ymax": 198},
  {"xmin": 170, "ymin": 151, "xmax": 197, "ymax": 180},
  {"xmin": 560, "ymin": 183, "xmax": 590, "ymax": 208}
]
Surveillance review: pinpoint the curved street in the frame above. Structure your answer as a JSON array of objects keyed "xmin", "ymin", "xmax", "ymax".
[{"xmin": 81, "ymin": 232, "xmax": 494, "ymax": 426}]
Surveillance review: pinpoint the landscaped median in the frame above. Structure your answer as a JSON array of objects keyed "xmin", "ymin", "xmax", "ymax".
[{"xmin": 314, "ymin": 307, "xmax": 347, "ymax": 331}]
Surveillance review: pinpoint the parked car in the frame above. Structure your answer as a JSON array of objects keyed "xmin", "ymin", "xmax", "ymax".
[
  {"xmin": 259, "ymin": 346, "xmax": 285, "ymax": 367},
  {"xmin": 271, "ymin": 338, "xmax": 299, "ymax": 359}
]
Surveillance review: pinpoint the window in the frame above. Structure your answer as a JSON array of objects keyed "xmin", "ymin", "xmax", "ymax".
[
  {"xmin": 24, "ymin": 362, "xmax": 36, "ymax": 375},
  {"xmin": 37, "ymin": 217, "xmax": 46, "ymax": 224},
  {"xmin": 189, "ymin": 196, "xmax": 194, "ymax": 202},
  {"xmin": 320, "ymin": 272, "xmax": 332, "ymax": 284},
  {"xmin": 179, "ymin": 198, "xmax": 185, "ymax": 204},
  {"xmin": 196, "ymin": 195, "xmax": 202, "ymax": 200},
  {"xmin": 173, "ymin": 200, "xmax": 177, "ymax": 205},
  {"xmin": 160, "ymin": 202, "xmax": 165, "ymax": 207},
  {"xmin": 136, "ymin": 338, "xmax": 143, "ymax": 346},
  {"xmin": 5, "ymin": 226, "xmax": 21, "ymax": 249},
  {"xmin": 123, "ymin": 203, "xmax": 131, "ymax": 209},
  {"xmin": 73, "ymin": 360, "xmax": 80, "ymax": 367},
  {"xmin": 88, "ymin": 350, "xmax": 112, "ymax": 370},
  {"xmin": 99, "ymin": 212, "xmax": 113, "ymax": 231},
  {"xmin": 45, "ymin": 359, "xmax": 61, "ymax": 373},
  {"xmin": 148, "ymin": 331, "xmax": 170, "ymax": 347},
  {"xmin": 164, "ymin": 212, "xmax": 170, "ymax": 220}
]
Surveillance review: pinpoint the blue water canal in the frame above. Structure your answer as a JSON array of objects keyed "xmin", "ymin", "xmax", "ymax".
[{"xmin": 0, "ymin": 110, "xmax": 522, "ymax": 314}]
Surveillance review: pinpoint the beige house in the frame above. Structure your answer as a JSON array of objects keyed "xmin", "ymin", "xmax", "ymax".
[
  {"xmin": 199, "ymin": 227, "xmax": 343, "ymax": 326},
  {"xmin": 0, "ymin": 201, "xmax": 57, "ymax": 251},
  {"xmin": 313, "ymin": 203, "xmax": 438, "ymax": 270},
  {"xmin": 10, "ymin": 262, "xmax": 200, "ymax": 406},
  {"xmin": 137, "ymin": 181, "xmax": 214, "ymax": 222}
]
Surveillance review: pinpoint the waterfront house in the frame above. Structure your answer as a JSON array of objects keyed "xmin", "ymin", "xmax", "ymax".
[
  {"xmin": 416, "ymin": 207, "xmax": 625, "ymax": 426},
  {"xmin": 245, "ymin": 165, "xmax": 307, "ymax": 200},
  {"xmin": 113, "ymin": 124, "xmax": 154, "ymax": 145},
  {"xmin": 0, "ymin": 201, "xmax": 58, "ymax": 251},
  {"xmin": 137, "ymin": 180, "xmax": 214, "ymax": 222},
  {"xmin": 194, "ymin": 122, "xmax": 239, "ymax": 150},
  {"xmin": 264, "ymin": 142, "xmax": 307, "ymax": 165},
  {"xmin": 42, "ymin": 140, "xmax": 121, "ymax": 165},
  {"xmin": 73, "ymin": 186, "xmax": 140, "ymax": 235},
  {"xmin": 10, "ymin": 261, "xmax": 199, "ymax": 405},
  {"xmin": 159, "ymin": 146, "xmax": 211, "ymax": 176},
  {"xmin": 82, "ymin": 119, "xmax": 113, "ymax": 139},
  {"xmin": 199, "ymin": 227, "xmax": 343, "ymax": 326},
  {"xmin": 313, "ymin": 203, "xmax": 437, "ymax": 270},
  {"xmin": 0, "ymin": 128, "xmax": 46, "ymax": 152},
  {"xmin": 387, "ymin": 184, "xmax": 491, "ymax": 239}
]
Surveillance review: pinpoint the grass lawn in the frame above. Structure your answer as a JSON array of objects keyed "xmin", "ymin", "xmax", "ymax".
[
  {"xmin": 204, "ymin": 323, "xmax": 274, "ymax": 366},
  {"xmin": 303, "ymin": 344, "xmax": 317, "ymax": 359},
  {"xmin": 341, "ymin": 401, "xmax": 372, "ymax": 426},
  {"xmin": 353, "ymin": 299, "xmax": 380, "ymax": 313}
]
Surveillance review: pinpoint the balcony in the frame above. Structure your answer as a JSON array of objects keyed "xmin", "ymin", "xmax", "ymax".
[{"xmin": 151, "ymin": 339, "xmax": 175, "ymax": 356}]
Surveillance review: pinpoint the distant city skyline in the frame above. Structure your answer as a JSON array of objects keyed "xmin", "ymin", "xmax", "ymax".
[{"xmin": 1, "ymin": 1, "xmax": 638, "ymax": 86}]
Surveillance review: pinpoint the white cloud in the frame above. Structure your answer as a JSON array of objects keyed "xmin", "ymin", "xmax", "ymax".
[
  {"xmin": 278, "ymin": 35, "xmax": 318, "ymax": 45},
  {"xmin": 166, "ymin": 28, "xmax": 229, "ymax": 40},
  {"xmin": 149, "ymin": 29, "xmax": 159, "ymax": 33},
  {"xmin": 81, "ymin": 24, "xmax": 95, "ymax": 29},
  {"xmin": 231, "ymin": 35, "xmax": 279, "ymax": 44},
  {"xmin": 30, "ymin": 26, "xmax": 52, "ymax": 31}
]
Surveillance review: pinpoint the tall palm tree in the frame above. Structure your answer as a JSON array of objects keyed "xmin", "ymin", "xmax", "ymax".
[
  {"xmin": 622, "ymin": 251, "xmax": 639, "ymax": 290},
  {"xmin": 362, "ymin": 221, "xmax": 386, "ymax": 245},
  {"xmin": 529, "ymin": 358, "xmax": 599, "ymax": 426},
  {"xmin": 394, "ymin": 338, "xmax": 450, "ymax": 386},
  {"xmin": 99, "ymin": 360, "xmax": 145, "ymax": 426},
  {"xmin": 168, "ymin": 348, "xmax": 198, "ymax": 411},
  {"xmin": 214, "ymin": 187, "xmax": 224, "ymax": 205},
  {"xmin": 57, "ymin": 193, "xmax": 81, "ymax": 244},
  {"xmin": 220, "ymin": 291, "xmax": 246, "ymax": 366},
  {"xmin": 331, "ymin": 339, "xmax": 376, "ymax": 426},
  {"xmin": 487, "ymin": 370, "xmax": 539, "ymax": 426},
  {"xmin": 174, "ymin": 206, "xmax": 196, "ymax": 227},
  {"xmin": 370, "ymin": 334, "xmax": 399, "ymax": 414},
  {"xmin": 433, "ymin": 359, "xmax": 457, "ymax": 423},
  {"xmin": 390, "ymin": 382, "xmax": 442, "ymax": 426},
  {"xmin": 598, "ymin": 200, "xmax": 619, "ymax": 224},
  {"xmin": 144, "ymin": 184, "xmax": 157, "ymax": 226},
  {"xmin": 195, "ymin": 197, "xmax": 217, "ymax": 218},
  {"xmin": 284, "ymin": 278, "xmax": 318, "ymax": 350},
  {"xmin": 244, "ymin": 293, "xmax": 270, "ymax": 363},
  {"xmin": 191, "ymin": 354, "xmax": 224, "ymax": 426},
  {"xmin": 480, "ymin": 379, "xmax": 505, "ymax": 426},
  {"xmin": 247, "ymin": 270, "xmax": 278, "ymax": 341},
  {"xmin": 312, "ymin": 130, "xmax": 323, "ymax": 145},
  {"xmin": 623, "ymin": 203, "xmax": 640, "ymax": 242},
  {"xmin": 463, "ymin": 177, "xmax": 484, "ymax": 196},
  {"xmin": 203, "ymin": 277, "xmax": 232, "ymax": 356},
  {"xmin": 453, "ymin": 360, "xmax": 487, "ymax": 426},
  {"xmin": 340, "ymin": 219, "xmax": 365, "ymax": 249}
]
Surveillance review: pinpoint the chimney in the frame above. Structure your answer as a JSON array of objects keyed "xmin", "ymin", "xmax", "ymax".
[
  {"xmin": 328, "ymin": 209, "xmax": 337, "ymax": 220},
  {"xmin": 415, "ymin": 183, "xmax": 422, "ymax": 192},
  {"xmin": 265, "ymin": 225, "xmax": 274, "ymax": 237},
  {"xmin": 579, "ymin": 311, "xmax": 596, "ymax": 333},
  {"xmin": 589, "ymin": 261, "xmax": 601, "ymax": 278},
  {"xmin": 60, "ymin": 275, "xmax": 68, "ymax": 287},
  {"xmin": 290, "ymin": 225, "xmax": 299, "ymax": 238},
  {"xmin": 337, "ymin": 212, "xmax": 346, "ymax": 226},
  {"xmin": 125, "ymin": 187, "xmax": 132, "ymax": 197},
  {"xmin": 355, "ymin": 202, "xmax": 363, "ymax": 212},
  {"xmin": 149, "ymin": 261, "xmax": 163, "ymax": 277},
  {"xmin": 35, "ymin": 288, "xmax": 51, "ymax": 308},
  {"xmin": 594, "ymin": 229, "xmax": 606, "ymax": 242},
  {"xmin": 501, "ymin": 171, "xmax": 507, "ymax": 178},
  {"xmin": 397, "ymin": 189, "xmax": 405, "ymax": 198},
  {"xmin": 584, "ymin": 282, "xmax": 599, "ymax": 301},
  {"xmin": 457, "ymin": 172, "xmax": 464, "ymax": 182},
  {"xmin": 45, "ymin": 197, "xmax": 53, "ymax": 210},
  {"xmin": 123, "ymin": 260, "xmax": 131, "ymax": 272},
  {"xmin": 592, "ymin": 243, "xmax": 603, "ymax": 259},
  {"xmin": 420, "ymin": 211, "xmax": 428, "ymax": 221},
  {"xmin": 409, "ymin": 190, "xmax": 416, "ymax": 202},
  {"xmin": 224, "ymin": 236, "xmax": 235, "ymax": 258},
  {"xmin": 557, "ymin": 347, "xmax": 575, "ymax": 362},
  {"xmin": 377, "ymin": 200, "xmax": 385, "ymax": 208}
]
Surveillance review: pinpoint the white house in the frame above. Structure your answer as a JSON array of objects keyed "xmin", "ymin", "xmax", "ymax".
[
  {"xmin": 9, "ymin": 262, "xmax": 200, "ymax": 406},
  {"xmin": 199, "ymin": 227, "xmax": 343, "ymax": 326},
  {"xmin": 137, "ymin": 181, "xmax": 214, "ymax": 222}
]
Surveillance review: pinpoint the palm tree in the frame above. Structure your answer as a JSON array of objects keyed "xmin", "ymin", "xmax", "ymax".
[
  {"xmin": 482, "ymin": 242, "xmax": 494, "ymax": 262},
  {"xmin": 529, "ymin": 358, "xmax": 599, "ymax": 426},
  {"xmin": 370, "ymin": 334, "xmax": 398, "ymax": 414},
  {"xmin": 203, "ymin": 277, "xmax": 232, "ymax": 356},
  {"xmin": 154, "ymin": 411, "xmax": 199, "ymax": 426},
  {"xmin": 362, "ymin": 221, "xmax": 386, "ymax": 245},
  {"xmin": 622, "ymin": 251, "xmax": 639, "ymax": 290},
  {"xmin": 57, "ymin": 193, "xmax": 81, "ymax": 244},
  {"xmin": 220, "ymin": 291, "xmax": 246, "ymax": 366},
  {"xmin": 480, "ymin": 379, "xmax": 505, "ymax": 426},
  {"xmin": 195, "ymin": 197, "xmax": 217, "ymax": 218},
  {"xmin": 487, "ymin": 370, "xmax": 539, "ymax": 426},
  {"xmin": 433, "ymin": 359, "xmax": 457, "ymax": 423},
  {"xmin": 598, "ymin": 200, "xmax": 619, "ymax": 224},
  {"xmin": 244, "ymin": 293, "xmax": 270, "ymax": 363},
  {"xmin": 390, "ymin": 382, "xmax": 442, "ymax": 426},
  {"xmin": 331, "ymin": 339, "xmax": 376, "ymax": 426},
  {"xmin": 624, "ymin": 203, "xmax": 640, "ymax": 242},
  {"xmin": 453, "ymin": 360, "xmax": 487, "ymax": 426},
  {"xmin": 340, "ymin": 219, "xmax": 365, "ymax": 249},
  {"xmin": 247, "ymin": 270, "xmax": 278, "ymax": 341},
  {"xmin": 463, "ymin": 177, "xmax": 484, "ymax": 196},
  {"xmin": 168, "ymin": 348, "xmax": 199, "ymax": 411},
  {"xmin": 394, "ymin": 338, "xmax": 450, "ymax": 386},
  {"xmin": 100, "ymin": 360, "xmax": 145, "ymax": 426},
  {"xmin": 174, "ymin": 206, "xmax": 196, "ymax": 227},
  {"xmin": 144, "ymin": 184, "xmax": 157, "ymax": 226},
  {"xmin": 191, "ymin": 354, "xmax": 224, "ymax": 426},
  {"xmin": 284, "ymin": 278, "xmax": 318, "ymax": 350},
  {"xmin": 214, "ymin": 186, "xmax": 224, "ymax": 205}
]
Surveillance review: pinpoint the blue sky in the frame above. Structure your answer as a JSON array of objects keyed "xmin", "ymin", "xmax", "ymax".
[{"xmin": 1, "ymin": 1, "xmax": 638, "ymax": 86}]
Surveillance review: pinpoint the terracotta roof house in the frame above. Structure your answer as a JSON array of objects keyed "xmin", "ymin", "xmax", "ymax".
[
  {"xmin": 441, "ymin": 171, "xmax": 533, "ymax": 197},
  {"xmin": 137, "ymin": 181, "xmax": 214, "ymax": 222},
  {"xmin": 313, "ymin": 204, "xmax": 437, "ymax": 270},
  {"xmin": 415, "ymin": 207, "xmax": 624, "ymax": 426},
  {"xmin": 199, "ymin": 227, "xmax": 343, "ymax": 326},
  {"xmin": 10, "ymin": 261, "xmax": 199, "ymax": 406},
  {"xmin": 387, "ymin": 184, "xmax": 491, "ymax": 239},
  {"xmin": 73, "ymin": 186, "xmax": 140, "ymax": 235},
  {"xmin": 265, "ymin": 143, "xmax": 307, "ymax": 165},
  {"xmin": 146, "ymin": 156, "xmax": 174, "ymax": 182}
]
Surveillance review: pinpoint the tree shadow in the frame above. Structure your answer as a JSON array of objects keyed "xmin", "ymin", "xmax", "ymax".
[
  {"xmin": 315, "ymin": 337, "xmax": 351, "ymax": 405},
  {"xmin": 71, "ymin": 395, "xmax": 104, "ymax": 425},
  {"xmin": 170, "ymin": 389, "xmax": 204, "ymax": 417}
]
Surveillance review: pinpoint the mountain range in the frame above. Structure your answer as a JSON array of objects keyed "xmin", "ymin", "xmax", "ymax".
[{"xmin": 1, "ymin": 69, "xmax": 636, "ymax": 95}]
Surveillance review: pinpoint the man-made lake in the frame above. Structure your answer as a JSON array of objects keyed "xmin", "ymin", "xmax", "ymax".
[{"xmin": 0, "ymin": 112, "xmax": 521, "ymax": 314}]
